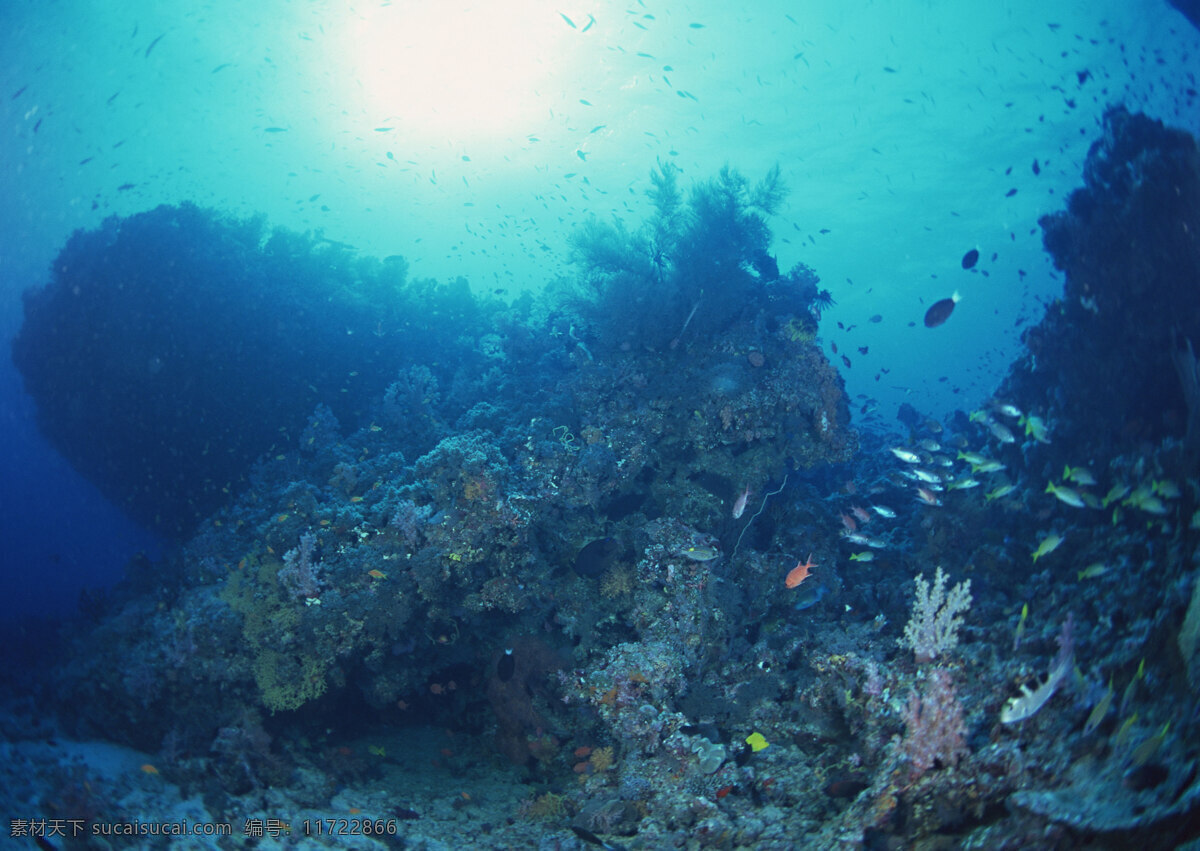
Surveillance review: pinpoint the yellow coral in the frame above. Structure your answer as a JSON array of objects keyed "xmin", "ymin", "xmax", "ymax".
[
  {"xmin": 221, "ymin": 551, "xmax": 328, "ymax": 713},
  {"xmin": 253, "ymin": 649, "xmax": 328, "ymax": 713},
  {"xmin": 782, "ymin": 317, "xmax": 815, "ymax": 344},
  {"xmin": 599, "ymin": 565, "xmax": 633, "ymax": 598},
  {"xmin": 462, "ymin": 475, "xmax": 491, "ymax": 501},
  {"xmin": 589, "ymin": 745, "xmax": 615, "ymax": 773},
  {"xmin": 525, "ymin": 792, "xmax": 565, "ymax": 821}
]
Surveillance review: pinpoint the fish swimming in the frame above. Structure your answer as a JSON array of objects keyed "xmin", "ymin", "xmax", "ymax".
[
  {"xmin": 1031, "ymin": 532, "xmax": 1064, "ymax": 562},
  {"xmin": 785, "ymin": 554, "xmax": 816, "ymax": 588},
  {"xmin": 1045, "ymin": 481, "xmax": 1086, "ymax": 508},
  {"xmin": 497, "ymin": 648, "xmax": 515, "ymax": 682},
  {"xmin": 571, "ymin": 826, "xmax": 629, "ymax": 851},
  {"xmin": 924, "ymin": 292, "xmax": 961, "ymax": 328},
  {"xmin": 144, "ymin": 32, "xmax": 165, "ymax": 58},
  {"xmin": 732, "ymin": 485, "xmax": 752, "ymax": 519}
]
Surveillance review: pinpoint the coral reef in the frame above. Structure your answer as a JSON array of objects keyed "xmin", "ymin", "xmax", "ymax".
[{"xmin": 11, "ymin": 141, "xmax": 1200, "ymax": 847}]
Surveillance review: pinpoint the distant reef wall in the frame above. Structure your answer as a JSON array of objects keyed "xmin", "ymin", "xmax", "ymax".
[
  {"xmin": 999, "ymin": 106, "xmax": 1200, "ymax": 466},
  {"xmin": 13, "ymin": 166, "xmax": 852, "ymax": 542},
  {"xmin": 1170, "ymin": 0, "xmax": 1200, "ymax": 32},
  {"xmin": 11, "ymin": 203, "xmax": 482, "ymax": 537}
]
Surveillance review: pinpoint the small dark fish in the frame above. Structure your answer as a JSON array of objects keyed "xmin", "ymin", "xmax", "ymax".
[
  {"xmin": 689, "ymin": 22, "xmax": 705, "ymax": 28},
  {"xmin": 882, "ymin": 66, "xmax": 897, "ymax": 73},
  {"xmin": 497, "ymin": 648, "xmax": 515, "ymax": 682},
  {"xmin": 264, "ymin": 126, "xmax": 288, "ymax": 132},
  {"xmin": 576, "ymin": 150, "xmax": 587, "ymax": 161},
  {"xmin": 33, "ymin": 118, "xmax": 42, "ymax": 133},
  {"xmin": 374, "ymin": 127, "xmax": 393, "ymax": 132},
  {"xmin": 581, "ymin": 14, "xmax": 595, "ymax": 32},
  {"xmin": 79, "ymin": 156, "xmax": 93, "ymax": 165},
  {"xmin": 1004, "ymin": 188, "xmax": 1017, "ymax": 197},
  {"xmin": 117, "ymin": 182, "xmax": 135, "ymax": 191},
  {"xmin": 841, "ymin": 354, "xmax": 852, "ymax": 368},
  {"xmin": 961, "ymin": 248, "xmax": 979, "ymax": 269},
  {"xmin": 11, "ymin": 84, "xmax": 28, "ymax": 100},
  {"xmin": 107, "ymin": 91, "xmax": 120, "ymax": 104},
  {"xmin": 858, "ymin": 346, "xmax": 869, "ymax": 355},
  {"xmin": 559, "ymin": 11, "xmax": 576, "ymax": 28},
  {"xmin": 924, "ymin": 292, "xmax": 960, "ymax": 328},
  {"xmin": 211, "ymin": 63, "xmax": 232, "ymax": 73},
  {"xmin": 571, "ymin": 826, "xmax": 628, "ymax": 851},
  {"xmin": 1032, "ymin": 158, "xmax": 1040, "ymax": 175},
  {"xmin": 869, "ymin": 314, "xmax": 883, "ymax": 323},
  {"xmin": 579, "ymin": 99, "xmax": 592, "ymax": 106},
  {"xmin": 831, "ymin": 341, "xmax": 838, "ymax": 354},
  {"xmin": 574, "ymin": 537, "xmax": 620, "ymax": 578},
  {"xmin": 144, "ymin": 33, "xmax": 165, "ymax": 58}
]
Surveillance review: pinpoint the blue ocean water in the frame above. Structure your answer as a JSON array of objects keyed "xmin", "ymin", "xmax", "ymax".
[{"xmin": 1, "ymin": 1, "xmax": 1199, "ymax": 847}]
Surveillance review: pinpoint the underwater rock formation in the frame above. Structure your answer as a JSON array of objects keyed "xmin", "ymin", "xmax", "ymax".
[
  {"xmin": 11, "ymin": 204, "xmax": 494, "ymax": 536},
  {"xmin": 1000, "ymin": 106, "xmax": 1200, "ymax": 466},
  {"xmin": 39, "ymin": 165, "xmax": 855, "ymax": 763}
]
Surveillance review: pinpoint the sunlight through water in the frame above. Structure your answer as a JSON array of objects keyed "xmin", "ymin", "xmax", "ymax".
[{"xmin": 344, "ymin": 1, "xmax": 578, "ymax": 140}]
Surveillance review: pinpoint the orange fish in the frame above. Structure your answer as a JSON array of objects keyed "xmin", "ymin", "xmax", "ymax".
[
  {"xmin": 839, "ymin": 512, "xmax": 857, "ymax": 533},
  {"xmin": 785, "ymin": 554, "xmax": 816, "ymax": 589},
  {"xmin": 367, "ymin": 569, "xmax": 386, "ymax": 579},
  {"xmin": 140, "ymin": 763, "xmax": 159, "ymax": 775},
  {"xmin": 915, "ymin": 487, "xmax": 942, "ymax": 506}
]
